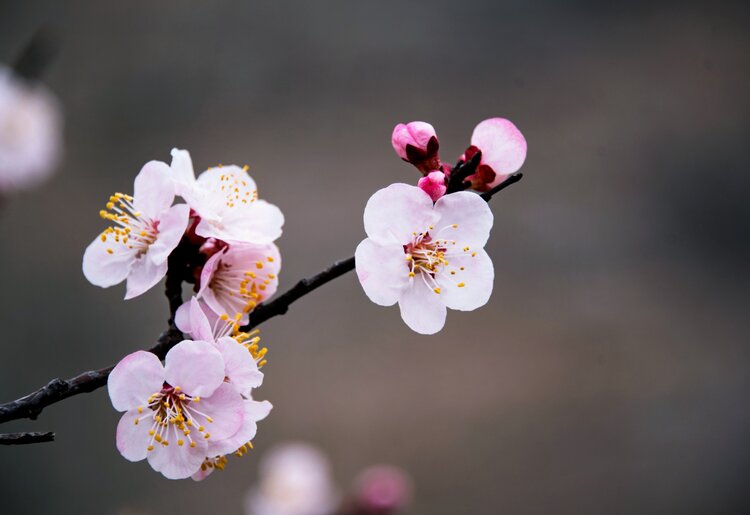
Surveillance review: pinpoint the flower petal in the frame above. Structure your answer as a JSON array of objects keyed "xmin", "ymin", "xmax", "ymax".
[
  {"xmin": 108, "ymin": 350, "xmax": 164, "ymax": 412},
  {"xmin": 206, "ymin": 399, "xmax": 272, "ymax": 457},
  {"xmin": 192, "ymin": 382, "xmax": 244, "ymax": 441},
  {"xmin": 437, "ymin": 249, "xmax": 494, "ymax": 311},
  {"xmin": 124, "ymin": 255, "xmax": 168, "ymax": 300},
  {"xmin": 215, "ymin": 337, "xmax": 263, "ymax": 394},
  {"xmin": 170, "ymin": 148, "xmax": 196, "ymax": 196},
  {"xmin": 433, "ymin": 191, "xmax": 494, "ymax": 248},
  {"xmin": 133, "ymin": 160, "xmax": 175, "ymax": 219},
  {"xmin": 164, "ymin": 340, "xmax": 225, "ymax": 397},
  {"xmin": 148, "ymin": 204, "xmax": 190, "ymax": 265},
  {"xmin": 200, "ymin": 200, "xmax": 284, "ymax": 245},
  {"xmin": 363, "ymin": 184, "xmax": 437, "ymax": 245},
  {"xmin": 82, "ymin": 236, "xmax": 134, "ymax": 288},
  {"xmin": 116, "ymin": 409, "xmax": 153, "ymax": 462},
  {"xmin": 470, "ymin": 118, "xmax": 527, "ymax": 187},
  {"xmin": 147, "ymin": 432, "xmax": 208, "ymax": 480},
  {"xmin": 183, "ymin": 297, "xmax": 215, "ymax": 342},
  {"xmin": 355, "ymin": 239, "xmax": 409, "ymax": 306},
  {"xmin": 398, "ymin": 279, "xmax": 447, "ymax": 335}
]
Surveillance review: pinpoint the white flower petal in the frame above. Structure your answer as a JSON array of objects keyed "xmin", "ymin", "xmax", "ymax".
[
  {"xmin": 132, "ymin": 160, "xmax": 175, "ymax": 219},
  {"xmin": 398, "ymin": 279, "xmax": 447, "ymax": 335},
  {"xmin": 148, "ymin": 204, "xmax": 190, "ymax": 265},
  {"xmin": 108, "ymin": 350, "xmax": 165, "ymax": 412},
  {"xmin": 116, "ymin": 409, "xmax": 153, "ymax": 462},
  {"xmin": 355, "ymin": 238, "xmax": 409, "ymax": 306},
  {"xmin": 82, "ymin": 236, "xmax": 135, "ymax": 288},
  {"xmin": 437, "ymin": 249, "xmax": 494, "ymax": 311},
  {"xmin": 124, "ymin": 255, "xmax": 168, "ymax": 300},
  {"xmin": 363, "ymin": 183, "xmax": 437, "ymax": 245},
  {"xmin": 433, "ymin": 191, "xmax": 493, "ymax": 248}
]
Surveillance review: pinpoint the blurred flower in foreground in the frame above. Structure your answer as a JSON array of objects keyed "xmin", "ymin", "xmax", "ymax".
[
  {"xmin": 0, "ymin": 64, "xmax": 62, "ymax": 192},
  {"xmin": 355, "ymin": 184, "xmax": 494, "ymax": 334},
  {"xmin": 245, "ymin": 443, "xmax": 338, "ymax": 515},
  {"xmin": 347, "ymin": 465, "xmax": 413, "ymax": 515}
]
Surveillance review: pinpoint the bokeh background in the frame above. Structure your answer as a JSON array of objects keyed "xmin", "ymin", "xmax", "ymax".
[{"xmin": 1, "ymin": 1, "xmax": 749, "ymax": 514}]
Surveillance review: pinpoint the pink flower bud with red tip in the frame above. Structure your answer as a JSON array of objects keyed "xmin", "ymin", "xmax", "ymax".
[
  {"xmin": 417, "ymin": 171, "xmax": 447, "ymax": 202},
  {"xmin": 391, "ymin": 121, "xmax": 440, "ymax": 174},
  {"xmin": 463, "ymin": 118, "xmax": 527, "ymax": 191}
]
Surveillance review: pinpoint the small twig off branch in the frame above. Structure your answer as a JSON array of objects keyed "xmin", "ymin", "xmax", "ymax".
[
  {"xmin": 0, "ymin": 173, "xmax": 523, "ymax": 441},
  {"xmin": 0, "ymin": 431, "xmax": 55, "ymax": 445}
]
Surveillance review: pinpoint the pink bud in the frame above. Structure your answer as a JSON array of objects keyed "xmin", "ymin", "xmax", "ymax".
[
  {"xmin": 391, "ymin": 121, "xmax": 440, "ymax": 174},
  {"xmin": 417, "ymin": 171, "xmax": 447, "ymax": 202},
  {"xmin": 352, "ymin": 465, "xmax": 412, "ymax": 514},
  {"xmin": 464, "ymin": 117, "xmax": 527, "ymax": 191}
]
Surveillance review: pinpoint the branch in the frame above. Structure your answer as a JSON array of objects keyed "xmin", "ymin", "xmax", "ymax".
[
  {"xmin": 0, "ymin": 173, "xmax": 523, "ymax": 433},
  {"xmin": 0, "ymin": 431, "xmax": 55, "ymax": 445}
]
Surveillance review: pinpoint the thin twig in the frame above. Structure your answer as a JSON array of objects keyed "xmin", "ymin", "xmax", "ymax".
[
  {"xmin": 0, "ymin": 431, "xmax": 55, "ymax": 445},
  {"xmin": 0, "ymin": 174, "xmax": 523, "ymax": 437}
]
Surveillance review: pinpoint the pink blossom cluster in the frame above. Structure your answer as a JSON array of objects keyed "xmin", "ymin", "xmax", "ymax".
[
  {"xmin": 82, "ymin": 148, "xmax": 283, "ymax": 323},
  {"xmin": 110, "ymin": 298, "xmax": 271, "ymax": 480},
  {"xmin": 82, "ymin": 149, "xmax": 281, "ymax": 479},
  {"xmin": 356, "ymin": 118, "xmax": 527, "ymax": 334}
]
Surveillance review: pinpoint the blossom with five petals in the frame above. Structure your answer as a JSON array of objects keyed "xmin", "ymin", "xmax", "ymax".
[
  {"xmin": 355, "ymin": 184, "xmax": 494, "ymax": 334},
  {"xmin": 108, "ymin": 340, "xmax": 245, "ymax": 479},
  {"xmin": 170, "ymin": 148, "xmax": 284, "ymax": 245},
  {"xmin": 82, "ymin": 161, "xmax": 190, "ymax": 299}
]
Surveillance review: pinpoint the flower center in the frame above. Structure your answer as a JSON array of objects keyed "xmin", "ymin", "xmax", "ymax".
[
  {"xmin": 132, "ymin": 385, "xmax": 214, "ymax": 452},
  {"xmin": 210, "ymin": 255, "xmax": 277, "ymax": 315},
  {"xmin": 217, "ymin": 167, "xmax": 258, "ymax": 209},
  {"xmin": 99, "ymin": 193, "xmax": 158, "ymax": 256},
  {"xmin": 404, "ymin": 224, "xmax": 471, "ymax": 294}
]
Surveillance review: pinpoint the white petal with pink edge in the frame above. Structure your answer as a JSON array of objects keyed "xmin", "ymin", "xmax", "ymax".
[
  {"xmin": 148, "ymin": 203, "xmax": 190, "ymax": 265},
  {"xmin": 108, "ymin": 350, "xmax": 165, "ymax": 412},
  {"xmin": 355, "ymin": 239, "xmax": 409, "ymax": 306}
]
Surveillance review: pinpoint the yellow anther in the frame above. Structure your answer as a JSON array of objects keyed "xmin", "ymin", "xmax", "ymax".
[
  {"xmin": 147, "ymin": 445, "xmax": 154, "ymax": 452},
  {"xmin": 198, "ymin": 426, "xmax": 205, "ymax": 432},
  {"xmin": 204, "ymin": 433, "xmax": 211, "ymax": 439},
  {"xmin": 137, "ymin": 406, "xmax": 143, "ymax": 414},
  {"xmin": 408, "ymin": 272, "xmax": 415, "ymax": 278},
  {"xmin": 206, "ymin": 416, "xmax": 214, "ymax": 423},
  {"xmin": 433, "ymin": 287, "xmax": 441, "ymax": 294},
  {"xmin": 177, "ymin": 440, "xmax": 184, "ymax": 446},
  {"xmin": 457, "ymin": 282, "xmax": 466, "ymax": 287},
  {"xmin": 452, "ymin": 224, "xmax": 458, "ymax": 228},
  {"xmin": 154, "ymin": 435, "xmax": 162, "ymax": 442},
  {"xmin": 255, "ymin": 261, "xmax": 264, "ymax": 269},
  {"xmin": 148, "ymin": 430, "xmax": 155, "ymax": 436},
  {"xmin": 190, "ymin": 441, "xmax": 196, "ymax": 448},
  {"xmin": 106, "ymin": 249, "xmax": 114, "ymax": 255},
  {"xmin": 267, "ymin": 256, "xmax": 274, "ymax": 262}
]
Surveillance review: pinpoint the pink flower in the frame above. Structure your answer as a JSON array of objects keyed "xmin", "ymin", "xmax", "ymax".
[
  {"xmin": 175, "ymin": 297, "xmax": 273, "ymax": 481},
  {"xmin": 391, "ymin": 122, "xmax": 440, "ymax": 175},
  {"xmin": 192, "ymin": 242, "xmax": 281, "ymax": 323},
  {"xmin": 108, "ymin": 341, "xmax": 245, "ymax": 479},
  {"xmin": 355, "ymin": 184, "xmax": 494, "ymax": 334},
  {"xmin": 463, "ymin": 118, "xmax": 527, "ymax": 191},
  {"xmin": 82, "ymin": 160, "xmax": 190, "ymax": 299},
  {"xmin": 352, "ymin": 465, "xmax": 413, "ymax": 514},
  {"xmin": 0, "ymin": 65, "xmax": 62, "ymax": 192},
  {"xmin": 417, "ymin": 171, "xmax": 447, "ymax": 202},
  {"xmin": 170, "ymin": 148, "xmax": 284, "ymax": 245},
  {"xmin": 177, "ymin": 297, "xmax": 266, "ymax": 394}
]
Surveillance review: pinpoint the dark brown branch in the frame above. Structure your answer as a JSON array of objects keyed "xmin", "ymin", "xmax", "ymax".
[
  {"xmin": 0, "ymin": 431, "xmax": 55, "ymax": 445},
  {"xmin": 0, "ymin": 173, "xmax": 523, "ymax": 433}
]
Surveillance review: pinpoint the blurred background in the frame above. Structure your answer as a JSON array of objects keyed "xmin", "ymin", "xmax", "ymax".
[{"xmin": 1, "ymin": 1, "xmax": 749, "ymax": 514}]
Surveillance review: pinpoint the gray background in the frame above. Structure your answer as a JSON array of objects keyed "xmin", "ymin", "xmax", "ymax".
[{"xmin": 0, "ymin": 1, "xmax": 749, "ymax": 514}]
